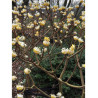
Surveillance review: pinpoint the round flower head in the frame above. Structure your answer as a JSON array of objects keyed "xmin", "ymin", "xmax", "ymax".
[
  {"xmin": 33, "ymin": 47, "xmax": 41, "ymax": 54},
  {"xmin": 24, "ymin": 68, "xmax": 31, "ymax": 74},
  {"xmin": 35, "ymin": 31, "xmax": 39, "ymax": 37},
  {"xmin": 21, "ymin": 9, "xmax": 27, "ymax": 13},
  {"xmin": 57, "ymin": 92, "xmax": 62, "ymax": 97},
  {"xmin": 39, "ymin": 17, "xmax": 42, "ymax": 21},
  {"xmin": 16, "ymin": 85, "xmax": 24, "ymax": 91},
  {"xmin": 24, "ymin": 5, "xmax": 27, "ymax": 8},
  {"xmin": 78, "ymin": 38, "xmax": 84, "ymax": 43},
  {"xmin": 12, "ymin": 75, "xmax": 17, "ymax": 81},
  {"xmin": 43, "ymin": 40, "xmax": 50, "ymax": 46},
  {"xmin": 73, "ymin": 36, "xmax": 78, "ymax": 40},
  {"xmin": 17, "ymin": 94, "xmax": 23, "ymax": 98},
  {"xmin": 44, "ymin": 37, "xmax": 50, "ymax": 42},
  {"xmin": 18, "ymin": 41, "xmax": 27, "ymax": 48},
  {"xmin": 16, "ymin": 26, "xmax": 22, "ymax": 30},
  {"xmin": 35, "ymin": 12, "xmax": 40, "ymax": 17},
  {"xmin": 28, "ymin": 13, "xmax": 33, "ymax": 18},
  {"xmin": 35, "ymin": 25, "xmax": 40, "ymax": 30},
  {"xmin": 60, "ymin": 30, "xmax": 63, "ymax": 33},
  {"xmin": 63, "ymin": 24, "xmax": 68, "ymax": 30},
  {"xmin": 61, "ymin": 48, "xmax": 69, "ymax": 55},
  {"xmin": 34, "ymin": 20, "xmax": 37, "ymax": 25},
  {"xmin": 39, "ymin": 20, "xmax": 46, "ymax": 26},
  {"xmin": 74, "ymin": 20, "xmax": 80, "ymax": 26}
]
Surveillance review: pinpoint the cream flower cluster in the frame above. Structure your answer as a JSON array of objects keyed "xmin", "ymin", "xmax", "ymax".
[
  {"xmin": 54, "ymin": 22, "xmax": 60, "ymax": 29},
  {"xmin": 43, "ymin": 37, "xmax": 50, "ymax": 47},
  {"xmin": 16, "ymin": 85, "xmax": 24, "ymax": 91},
  {"xmin": 12, "ymin": 21, "xmax": 22, "ymax": 30},
  {"xmin": 35, "ymin": 11, "xmax": 40, "ymax": 17},
  {"xmin": 51, "ymin": 92, "xmax": 64, "ymax": 98},
  {"xmin": 12, "ymin": 75, "xmax": 17, "ymax": 81},
  {"xmin": 28, "ymin": 13, "xmax": 33, "ymax": 18},
  {"xmin": 39, "ymin": 20, "xmax": 46, "ymax": 26},
  {"xmin": 33, "ymin": 47, "xmax": 41, "ymax": 54},
  {"xmin": 24, "ymin": 68, "xmax": 31, "ymax": 74},
  {"xmin": 12, "ymin": 36, "xmax": 27, "ymax": 48},
  {"xmin": 27, "ymin": 22, "xmax": 34, "ymax": 29},
  {"xmin": 61, "ymin": 44, "xmax": 75, "ymax": 55},
  {"xmin": 73, "ymin": 36, "xmax": 84, "ymax": 43},
  {"xmin": 74, "ymin": 20, "xmax": 80, "ymax": 26}
]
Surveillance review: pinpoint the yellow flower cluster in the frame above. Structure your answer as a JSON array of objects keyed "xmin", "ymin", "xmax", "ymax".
[
  {"xmin": 74, "ymin": 20, "xmax": 80, "ymax": 26},
  {"xmin": 12, "ymin": 22, "xmax": 22, "ymax": 30},
  {"xmin": 54, "ymin": 22, "xmax": 60, "ymax": 29},
  {"xmin": 43, "ymin": 2, "xmax": 50, "ymax": 6},
  {"xmin": 12, "ymin": 75, "xmax": 17, "ymax": 81},
  {"xmin": 16, "ymin": 85, "xmax": 24, "ymax": 91},
  {"xmin": 21, "ymin": 9, "xmax": 27, "ymax": 13},
  {"xmin": 73, "ymin": 36, "xmax": 84, "ymax": 43},
  {"xmin": 35, "ymin": 11, "xmax": 40, "ymax": 17},
  {"xmin": 33, "ymin": 47, "xmax": 41, "ymax": 54},
  {"xmin": 61, "ymin": 44, "xmax": 75, "ymax": 55},
  {"xmin": 24, "ymin": 68, "xmax": 31, "ymax": 74},
  {"xmin": 27, "ymin": 22, "xmax": 34, "ymax": 29},
  {"xmin": 39, "ymin": 20, "xmax": 46, "ymax": 26},
  {"xmin": 35, "ymin": 31, "xmax": 39, "ymax": 37},
  {"xmin": 43, "ymin": 37, "xmax": 50, "ymax": 46},
  {"xmin": 28, "ymin": 13, "xmax": 33, "ymax": 18},
  {"xmin": 58, "ymin": 6, "xmax": 65, "ymax": 11},
  {"xmin": 12, "ymin": 36, "xmax": 26, "ymax": 47}
]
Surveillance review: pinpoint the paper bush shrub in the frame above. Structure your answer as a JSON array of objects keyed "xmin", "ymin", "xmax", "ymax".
[{"xmin": 12, "ymin": 0, "xmax": 85, "ymax": 98}]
